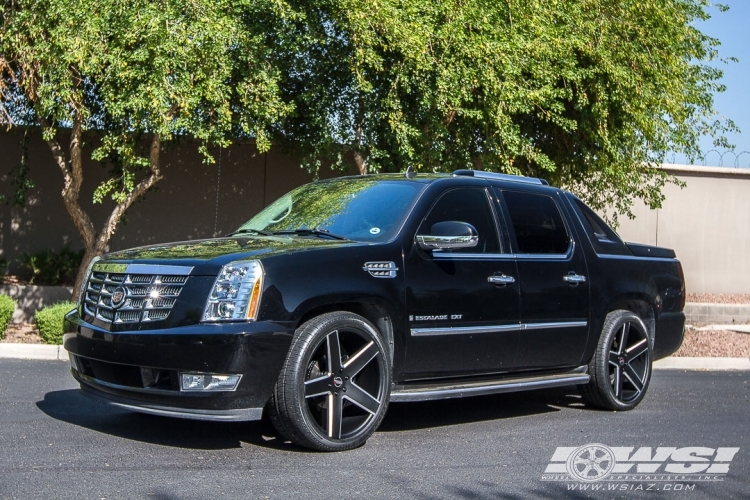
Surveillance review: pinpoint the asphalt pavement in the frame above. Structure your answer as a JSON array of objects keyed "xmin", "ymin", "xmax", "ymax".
[{"xmin": 0, "ymin": 358, "xmax": 748, "ymax": 499}]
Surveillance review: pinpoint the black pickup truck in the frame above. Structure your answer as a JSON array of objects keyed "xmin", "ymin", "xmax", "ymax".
[{"xmin": 64, "ymin": 170, "xmax": 686, "ymax": 451}]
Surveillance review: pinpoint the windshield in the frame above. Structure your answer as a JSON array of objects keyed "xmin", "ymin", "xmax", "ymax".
[{"xmin": 236, "ymin": 178, "xmax": 424, "ymax": 242}]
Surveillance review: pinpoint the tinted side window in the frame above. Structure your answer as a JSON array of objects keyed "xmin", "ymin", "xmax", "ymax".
[
  {"xmin": 502, "ymin": 191, "xmax": 569, "ymax": 254},
  {"xmin": 568, "ymin": 195, "xmax": 630, "ymax": 256},
  {"xmin": 419, "ymin": 188, "xmax": 500, "ymax": 253}
]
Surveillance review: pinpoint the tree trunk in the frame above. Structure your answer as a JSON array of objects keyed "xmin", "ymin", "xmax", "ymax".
[
  {"xmin": 353, "ymin": 150, "xmax": 368, "ymax": 175},
  {"xmin": 45, "ymin": 127, "xmax": 163, "ymax": 302}
]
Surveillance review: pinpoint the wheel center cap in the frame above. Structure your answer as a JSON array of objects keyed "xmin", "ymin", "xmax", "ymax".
[
  {"xmin": 333, "ymin": 376, "xmax": 344, "ymax": 388},
  {"xmin": 618, "ymin": 356, "xmax": 626, "ymax": 366}
]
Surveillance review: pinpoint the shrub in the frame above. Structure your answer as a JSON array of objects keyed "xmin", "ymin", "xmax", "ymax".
[
  {"xmin": 0, "ymin": 294, "xmax": 15, "ymax": 340},
  {"xmin": 19, "ymin": 245, "xmax": 84, "ymax": 286},
  {"xmin": 35, "ymin": 301, "xmax": 76, "ymax": 345}
]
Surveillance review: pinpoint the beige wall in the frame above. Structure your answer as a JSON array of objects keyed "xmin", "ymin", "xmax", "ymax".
[
  {"xmin": 615, "ymin": 165, "xmax": 750, "ymax": 294},
  {"xmin": 2, "ymin": 129, "xmax": 748, "ymax": 293}
]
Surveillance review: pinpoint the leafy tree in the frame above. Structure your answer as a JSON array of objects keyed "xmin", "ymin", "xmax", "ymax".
[
  {"xmin": 273, "ymin": 0, "xmax": 735, "ymax": 223},
  {"xmin": 0, "ymin": 0, "xmax": 293, "ymax": 299}
]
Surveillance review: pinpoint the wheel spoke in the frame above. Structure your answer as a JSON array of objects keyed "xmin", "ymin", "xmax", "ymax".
[
  {"xmin": 608, "ymin": 350, "xmax": 621, "ymax": 367},
  {"xmin": 618, "ymin": 322, "xmax": 630, "ymax": 354},
  {"xmin": 612, "ymin": 366, "xmax": 623, "ymax": 398},
  {"xmin": 343, "ymin": 341, "xmax": 379, "ymax": 377},
  {"xmin": 327, "ymin": 393, "xmax": 343, "ymax": 439},
  {"xmin": 624, "ymin": 364, "xmax": 645, "ymax": 393},
  {"xmin": 344, "ymin": 382, "xmax": 381, "ymax": 415},
  {"xmin": 627, "ymin": 338, "xmax": 649, "ymax": 360},
  {"xmin": 325, "ymin": 330, "xmax": 343, "ymax": 374},
  {"xmin": 304, "ymin": 375, "xmax": 332, "ymax": 398}
]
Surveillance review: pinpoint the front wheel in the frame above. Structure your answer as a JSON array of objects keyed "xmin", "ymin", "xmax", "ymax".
[
  {"xmin": 581, "ymin": 310, "xmax": 652, "ymax": 411},
  {"xmin": 269, "ymin": 312, "xmax": 391, "ymax": 451}
]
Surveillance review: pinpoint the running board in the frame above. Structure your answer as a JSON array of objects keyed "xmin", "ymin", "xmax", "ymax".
[{"xmin": 390, "ymin": 367, "xmax": 590, "ymax": 402}]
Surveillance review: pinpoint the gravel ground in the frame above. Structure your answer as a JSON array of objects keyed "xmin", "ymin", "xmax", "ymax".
[
  {"xmin": 673, "ymin": 326, "xmax": 750, "ymax": 358},
  {"xmin": 3, "ymin": 294, "xmax": 750, "ymax": 357},
  {"xmin": 1, "ymin": 323, "xmax": 44, "ymax": 344},
  {"xmin": 686, "ymin": 292, "xmax": 750, "ymax": 304}
]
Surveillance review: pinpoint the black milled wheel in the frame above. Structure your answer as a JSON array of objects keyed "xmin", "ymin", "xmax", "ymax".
[
  {"xmin": 581, "ymin": 310, "xmax": 652, "ymax": 411},
  {"xmin": 269, "ymin": 312, "xmax": 391, "ymax": 451}
]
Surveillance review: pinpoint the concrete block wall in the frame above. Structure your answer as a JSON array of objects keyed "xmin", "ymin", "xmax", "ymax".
[
  {"xmin": 0, "ymin": 285, "xmax": 73, "ymax": 323},
  {"xmin": 615, "ymin": 165, "xmax": 750, "ymax": 294}
]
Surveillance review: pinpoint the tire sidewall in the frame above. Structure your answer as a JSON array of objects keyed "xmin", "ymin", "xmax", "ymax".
[
  {"xmin": 596, "ymin": 310, "xmax": 652, "ymax": 411},
  {"xmin": 282, "ymin": 312, "xmax": 391, "ymax": 451}
]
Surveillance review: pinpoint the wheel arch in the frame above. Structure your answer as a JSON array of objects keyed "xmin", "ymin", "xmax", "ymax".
[
  {"xmin": 584, "ymin": 295, "xmax": 657, "ymax": 365},
  {"xmin": 295, "ymin": 298, "xmax": 397, "ymax": 364},
  {"xmin": 606, "ymin": 298, "xmax": 656, "ymax": 346}
]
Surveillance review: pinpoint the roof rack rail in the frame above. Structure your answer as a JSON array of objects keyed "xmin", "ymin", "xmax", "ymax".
[{"xmin": 452, "ymin": 169, "xmax": 549, "ymax": 186}]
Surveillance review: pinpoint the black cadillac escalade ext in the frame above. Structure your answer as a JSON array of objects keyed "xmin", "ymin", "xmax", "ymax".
[{"xmin": 64, "ymin": 170, "xmax": 686, "ymax": 451}]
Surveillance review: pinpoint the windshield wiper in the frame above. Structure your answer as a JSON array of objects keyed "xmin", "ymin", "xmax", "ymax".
[
  {"xmin": 227, "ymin": 228, "xmax": 272, "ymax": 237},
  {"xmin": 271, "ymin": 228, "xmax": 348, "ymax": 240}
]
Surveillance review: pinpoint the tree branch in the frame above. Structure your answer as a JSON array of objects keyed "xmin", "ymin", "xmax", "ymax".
[{"xmin": 95, "ymin": 133, "xmax": 163, "ymax": 253}]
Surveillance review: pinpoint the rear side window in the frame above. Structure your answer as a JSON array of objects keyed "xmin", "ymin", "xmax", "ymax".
[
  {"xmin": 568, "ymin": 195, "xmax": 630, "ymax": 256},
  {"xmin": 502, "ymin": 191, "xmax": 570, "ymax": 254}
]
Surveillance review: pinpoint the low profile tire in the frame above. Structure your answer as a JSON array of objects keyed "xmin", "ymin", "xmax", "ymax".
[
  {"xmin": 269, "ymin": 312, "xmax": 391, "ymax": 451},
  {"xmin": 581, "ymin": 310, "xmax": 652, "ymax": 411}
]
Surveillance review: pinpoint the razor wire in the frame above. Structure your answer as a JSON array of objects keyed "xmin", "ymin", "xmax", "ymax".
[{"xmin": 665, "ymin": 150, "xmax": 750, "ymax": 168}]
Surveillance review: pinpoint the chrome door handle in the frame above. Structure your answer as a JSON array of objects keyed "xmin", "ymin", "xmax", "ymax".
[
  {"xmin": 563, "ymin": 274, "xmax": 587, "ymax": 284},
  {"xmin": 488, "ymin": 274, "xmax": 516, "ymax": 285}
]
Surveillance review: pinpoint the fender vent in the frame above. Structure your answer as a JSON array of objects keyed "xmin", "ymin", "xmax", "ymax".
[{"xmin": 363, "ymin": 261, "xmax": 398, "ymax": 278}]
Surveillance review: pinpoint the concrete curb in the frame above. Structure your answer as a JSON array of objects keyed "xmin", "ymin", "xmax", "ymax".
[
  {"xmin": 695, "ymin": 324, "xmax": 750, "ymax": 334},
  {"xmin": 653, "ymin": 357, "xmax": 750, "ymax": 371},
  {"xmin": 1, "ymin": 343, "xmax": 749, "ymax": 371},
  {"xmin": 0, "ymin": 343, "xmax": 68, "ymax": 361}
]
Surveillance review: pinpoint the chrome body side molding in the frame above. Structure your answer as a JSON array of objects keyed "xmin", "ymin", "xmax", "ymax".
[{"xmin": 410, "ymin": 321, "xmax": 587, "ymax": 336}]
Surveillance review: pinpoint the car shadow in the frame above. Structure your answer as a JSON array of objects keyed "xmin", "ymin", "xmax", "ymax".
[
  {"xmin": 37, "ymin": 386, "xmax": 587, "ymax": 451},
  {"xmin": 35, "ymin": 389, "xmax": 303, "ymax": 452},
  {"xmin": 379, "ymin": 386, "xmax": 586, "ymax": 432}
]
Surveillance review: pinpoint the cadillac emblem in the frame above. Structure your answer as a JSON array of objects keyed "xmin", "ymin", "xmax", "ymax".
[{"xmin": 111, "ymin": 287, "xmax": 127, "ymax": 309}]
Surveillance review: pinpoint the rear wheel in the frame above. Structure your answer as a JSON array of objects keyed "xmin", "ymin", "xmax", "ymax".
[
  {"xmin": 581, "ymin": 310, "xmax": 652, "ymax": 411},
  {"xmin": 269, "ymin": 312, "xmax": 391, "ymax": 451}
]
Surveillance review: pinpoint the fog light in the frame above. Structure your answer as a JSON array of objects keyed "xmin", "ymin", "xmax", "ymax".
[{"xmin": 180, "ymin": 373, "xmax": 242, "ymax": 392}]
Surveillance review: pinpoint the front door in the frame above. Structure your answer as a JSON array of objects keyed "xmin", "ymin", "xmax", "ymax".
[{"xmin": 403, "ymin": 187, "xmax": 520, "ymax": 381}]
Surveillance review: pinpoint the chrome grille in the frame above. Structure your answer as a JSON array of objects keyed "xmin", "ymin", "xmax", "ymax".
[{"xmin": 83, "ymin": 270, "xmax": 189, "ymax": 324}]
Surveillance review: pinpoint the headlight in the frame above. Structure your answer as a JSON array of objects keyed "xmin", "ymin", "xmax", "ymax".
[{"xmin": 202, "ymin": 260, "xmax": 264, "ymax": 322}]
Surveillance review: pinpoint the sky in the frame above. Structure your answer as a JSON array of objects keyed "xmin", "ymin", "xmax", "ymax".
[{"xmin": 672, "ymin": 1, "xmax": 750, "ymax": 167}]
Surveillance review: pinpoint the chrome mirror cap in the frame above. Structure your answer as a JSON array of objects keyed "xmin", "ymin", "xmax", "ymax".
[{"xmin": 416, "ymin": 221, "xmax": 479, "ymax": 250}]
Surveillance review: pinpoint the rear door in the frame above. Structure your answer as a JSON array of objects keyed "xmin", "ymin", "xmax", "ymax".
[{"xmin": 497, "ymin": 189, "xmax": 590, "ymax": 370}]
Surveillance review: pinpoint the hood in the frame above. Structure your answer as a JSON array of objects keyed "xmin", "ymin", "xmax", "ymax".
[{"xmin": 102, "ymin": 236, "xmax": 360, "ymax": 275}]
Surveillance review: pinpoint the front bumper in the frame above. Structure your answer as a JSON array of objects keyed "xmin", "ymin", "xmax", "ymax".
[{"xmin": 64, "ymin": 311, "xmax": 295, "ymax": 421}]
